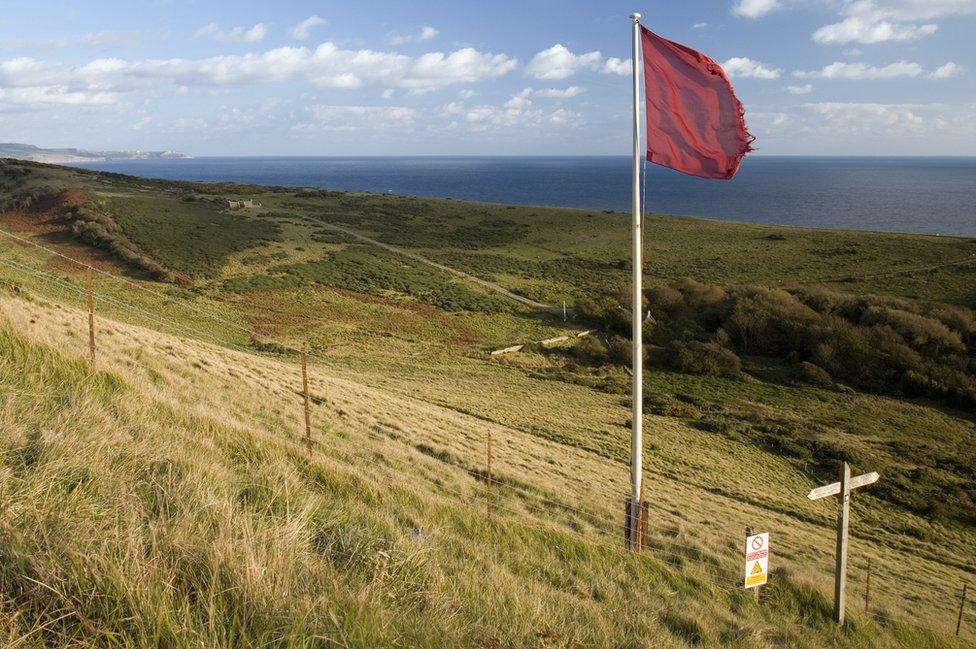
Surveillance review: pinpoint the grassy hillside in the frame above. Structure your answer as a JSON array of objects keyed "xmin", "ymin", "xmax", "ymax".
[{"xmin": 0, "ymin": 158, "xmax": 973, "ymax": 646}]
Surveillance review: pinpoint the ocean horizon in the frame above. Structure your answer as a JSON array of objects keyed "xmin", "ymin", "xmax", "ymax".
[{"xmin": 74, "ymin": 155, "xmax": 976, "ymax": 237}]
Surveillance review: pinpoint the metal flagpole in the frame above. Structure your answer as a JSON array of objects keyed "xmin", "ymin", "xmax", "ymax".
[{"xmin": 628, "ymin": 11, "xmax": 644, "ymax": 551}]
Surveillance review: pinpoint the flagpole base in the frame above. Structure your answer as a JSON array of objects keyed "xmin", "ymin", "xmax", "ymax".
[{"xmin": 624, "ymin": 497, "xmax": 649, "ymax": 551}]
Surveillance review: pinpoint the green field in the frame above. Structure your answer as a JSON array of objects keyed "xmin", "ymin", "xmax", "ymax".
[{"xmin": 0, "ymin": 158, "xmax": 973, "ymax": 647}]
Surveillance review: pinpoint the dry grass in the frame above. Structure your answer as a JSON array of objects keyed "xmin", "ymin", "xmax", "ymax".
[
  {"xmin": 0, "ymin": 284, "xmax": 971, "ymax": 646},
  {"xmin": 0, "ymin": 159, "xmax": 973, "ymax": 646}
]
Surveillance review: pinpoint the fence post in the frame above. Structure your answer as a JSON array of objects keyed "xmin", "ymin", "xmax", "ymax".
[
  {"xmin": 958, "ymin": 583, "xmax": 968, "ymax": 637},
  {"xmin": 86, "ymin": 267, "xmax": 95, "ymax": 369},
  {"xmin": 300, "ymin": 351, "xmax": 312, "ymax": 454},
  {"xmin": 864, "ymin": 558, "xmax": 872, "ymax": 614},
  {"xmin": 623, "ymin": 499, "xmax": 630, "ymax": 548},
  {"xmin": 485, "ymin": 429, "xmax": 492, "ymax": 521},
  {"xmin": 639, "ymin": 500, "xmax": 650, "ymax": 550}
]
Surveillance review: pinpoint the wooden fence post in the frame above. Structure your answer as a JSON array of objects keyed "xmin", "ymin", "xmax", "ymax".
[
  {"xmin": 640, "ymin": 500, "xmax": 650, "ymax": 551},
  {"xmin": 485, "ymin": 429, "xmax": 492, "ymax": 521},
  {"xmin": 86, "ymin": 267, "xmax": 95, "ymax": 369},
  {"xmin": 300, "ymin": 351, "xmax": 312, "ymax": 454},
  {"xmin": 864, "ymin": 558, "xmax": 872, "ymax": 614},
  {"xmin": 958, "ymin": 583, "xmax": 968, "ymax": 637}
]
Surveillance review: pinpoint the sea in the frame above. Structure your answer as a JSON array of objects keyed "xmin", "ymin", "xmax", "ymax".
[{"xmin": 73, "ymin": 156, "xmax": 976, "ymax": 237}]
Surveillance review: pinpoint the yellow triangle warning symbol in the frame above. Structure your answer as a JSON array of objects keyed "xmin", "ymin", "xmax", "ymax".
[{"xmin": 751, "ymin": 562, "xmax": 764, "ymax": 575}]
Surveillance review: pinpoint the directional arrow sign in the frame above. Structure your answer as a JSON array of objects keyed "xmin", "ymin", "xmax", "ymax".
[
  {"xmin": 805, "ymin": 463, "xmax": 881, "ymax": 626},
  {"xmin": 807, "ymin": 472, "xmax": 879, "ymax": 500}
]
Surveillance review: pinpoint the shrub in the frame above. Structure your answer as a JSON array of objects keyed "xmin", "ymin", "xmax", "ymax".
[
  {"xmin": 664, "ymin": 340, "xmax": 741, "ymax": 378},
  {"xmin": 65, "ymin": 205, "xmax": 175, "ymax": 282},
  {"xmin": 577, "ymin": 277, "xmax": 976, "ymax": 411},
  {"xmin": 795, "ymin": 361, "xmax": 832, "ymax": 387},
  {"xmin": 568, "ymin": 335, "xmax": 608, "ymax": 365}
]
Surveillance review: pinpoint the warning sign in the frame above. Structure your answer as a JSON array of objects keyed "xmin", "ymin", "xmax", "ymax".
[{"xmin": 744, "ymin": 532, "xmax": 769, "ymax": 589}]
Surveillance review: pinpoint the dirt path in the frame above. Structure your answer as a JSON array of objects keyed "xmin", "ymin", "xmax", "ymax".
[{"xmin": 300, "ymin": 215, "xmax": 560, "ymax": 312}]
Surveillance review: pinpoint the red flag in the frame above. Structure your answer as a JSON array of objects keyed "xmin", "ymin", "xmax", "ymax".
[{"xmin": 640, "ymin": 27, "xmax": 754, "ymax": 180}]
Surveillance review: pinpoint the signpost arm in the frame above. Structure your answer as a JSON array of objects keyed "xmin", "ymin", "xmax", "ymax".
[{"xmin": 834, "ymin": 461, "xmax": 851, "ymax": 625}]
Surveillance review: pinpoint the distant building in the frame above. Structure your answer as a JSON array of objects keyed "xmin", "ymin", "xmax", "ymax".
[{"xmin": 228, "ymin": 199, "xmax": 262, "ymax": 209}]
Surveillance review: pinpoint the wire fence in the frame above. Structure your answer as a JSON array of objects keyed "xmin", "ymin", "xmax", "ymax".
[{"xmin": 0, "ymin": 229, "xmax": 972, "ymax": 640}]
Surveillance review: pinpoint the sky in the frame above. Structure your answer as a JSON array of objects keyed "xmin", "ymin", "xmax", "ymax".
[{"xmin": 0, "ymin": 0, "xmax": 974, "ymax": 156}]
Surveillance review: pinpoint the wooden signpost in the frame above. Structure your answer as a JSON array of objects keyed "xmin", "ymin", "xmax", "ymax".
[{"xmin": 807, "ymin": 462, "xmax": 879, "ymax": 625}]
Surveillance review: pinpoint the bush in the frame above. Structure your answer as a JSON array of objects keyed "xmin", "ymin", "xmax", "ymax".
[
  {"xmin": 795, "ymin": 361, "xmax": 832, "ymax": 387},
  {"xmin": 576, "ymin": 277, "xmax": 976, "ymax": 411},
  {"xmin": 568, "ymin": 335, "xmax": 608, "ymax": 365},
  {"xmin": 65, "ymin": 205, "xmax": 175, "ymax": 282},
  {"xmin": 664, "ymin": 340, "xmax": 741, "ymax": 378}
]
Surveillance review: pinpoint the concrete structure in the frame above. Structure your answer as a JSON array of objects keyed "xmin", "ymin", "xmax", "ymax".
[{"xmin": 228, "ymin": 199, "xmax": 263, "ymax": 209}]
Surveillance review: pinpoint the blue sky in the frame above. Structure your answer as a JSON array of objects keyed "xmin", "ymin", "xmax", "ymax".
[{"xmin": 1, "ymin": 0, "xmax": 974, "ymax": 155}]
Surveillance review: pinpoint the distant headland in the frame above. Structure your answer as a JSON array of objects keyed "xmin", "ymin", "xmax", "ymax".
[{"xmin": 0, "ymin": 143, "xmax": 187, "ymax": 164}]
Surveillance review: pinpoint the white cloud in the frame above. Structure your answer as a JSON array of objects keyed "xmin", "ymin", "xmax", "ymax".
[
  {"xmin": 294, "ymin": 105, "xmax": 418, "ymax": 132},
  {"xmin": 851, "ymin": 1, "xmax": 976, "ymax": 22},
  {"xmin": 602, "ymin": 57, "xmax": 631, "ymax": 76},
  {"xmin": 381, "ymin": 88, "xmax": 395, "ymax": 99},
  {"xmin": 794, "ymin": 60, "xmax": 924, "ymax": 80},
  {"xmin": 443, "ymin": 89, "xmax": 582, "ymax": 132},
  {"xmin": 0, "ymin": 57, "xmax": 66, "ymax": 87},
  {"xmin": 195, "ymin": 23, "xmax": 267, "ymax": 44},
  {"xmin": 457, "ymin": 89, "xmax": 476, "ymax": 99},
  {"xmin": 505, "ymin": 89, "xmax": 533, "ymax": 110},
  {"xmin": 930, "ymin": 61, "xmax": 963, "ymax": 79},
  {"xmin": 525, "ymin": 44, "xmax": 601, "ymax": 80},
  {"xmin": 812, "ymin": 17, "xmax": 937, "ymax": 44},
  {"xmin": 722, "ymin": 57, "xmax": 781, "ymax": 79},
  {"xmin": 0, "ymin": 86, "xmax": 120, "ymax": 108},
  {"xmin": 1, "ymin": 31, "xmax": 140, "ymax": 52},
  {"xmin": 391, "ymin": 25, "xmax": 439, "ymax": 45},
  {"xmin": 0, "ymin": 43, "xmax": 519, "ymax": 101},
  {"xmin": 812, "ymin": 0, "xmax": 976, "ymax": 45},
  {"xmin": 750, "ymin": 101, "xmax": 976, "ymax": 152},
  {"xmin": 844, "ymin": 48, "xmax": 864, "ymax": 56},
  {"xmin": 78, "ymin": 31, "xmax": 138, "ymax": 49},
  {"xmin": 534, "ymin": 86, "xmax": 585, "ymax": 98},
  {"xmin": 290, "ymin": 16, "xmax": 326, "ymax": 41},
  {"xmin": 692, "ymin": 22, "xmax": 709, "ymax": 29},
  {"xmin": 505, "ymin": 86, "xmax": 585, "ymax": 103},
  {"xmin": 733, "ymin": 0, "xmax": 782, "ymax": 19},
  {"xmin": 787, "ymin": 83, "xmax": 813, "ymax": 94},
  {"xmin": 805, "ymin": 101, "xmax": 926, "ymax": 132}
]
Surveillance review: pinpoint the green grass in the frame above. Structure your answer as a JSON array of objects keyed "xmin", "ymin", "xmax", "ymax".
[
  {"xmin": 1, "ymin": 159, "xmax": 974, "ymax": 646},
  {"xmin": 101, "ymin": 195, "xmax": 282, "ymax": 278},
  {"xmin": 273, "ymin": 192, "xmax": 976, "ymax": 307},
  {"xmin": 222, "ymin": 244, "xmax": 514, "ymax": 313}
]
